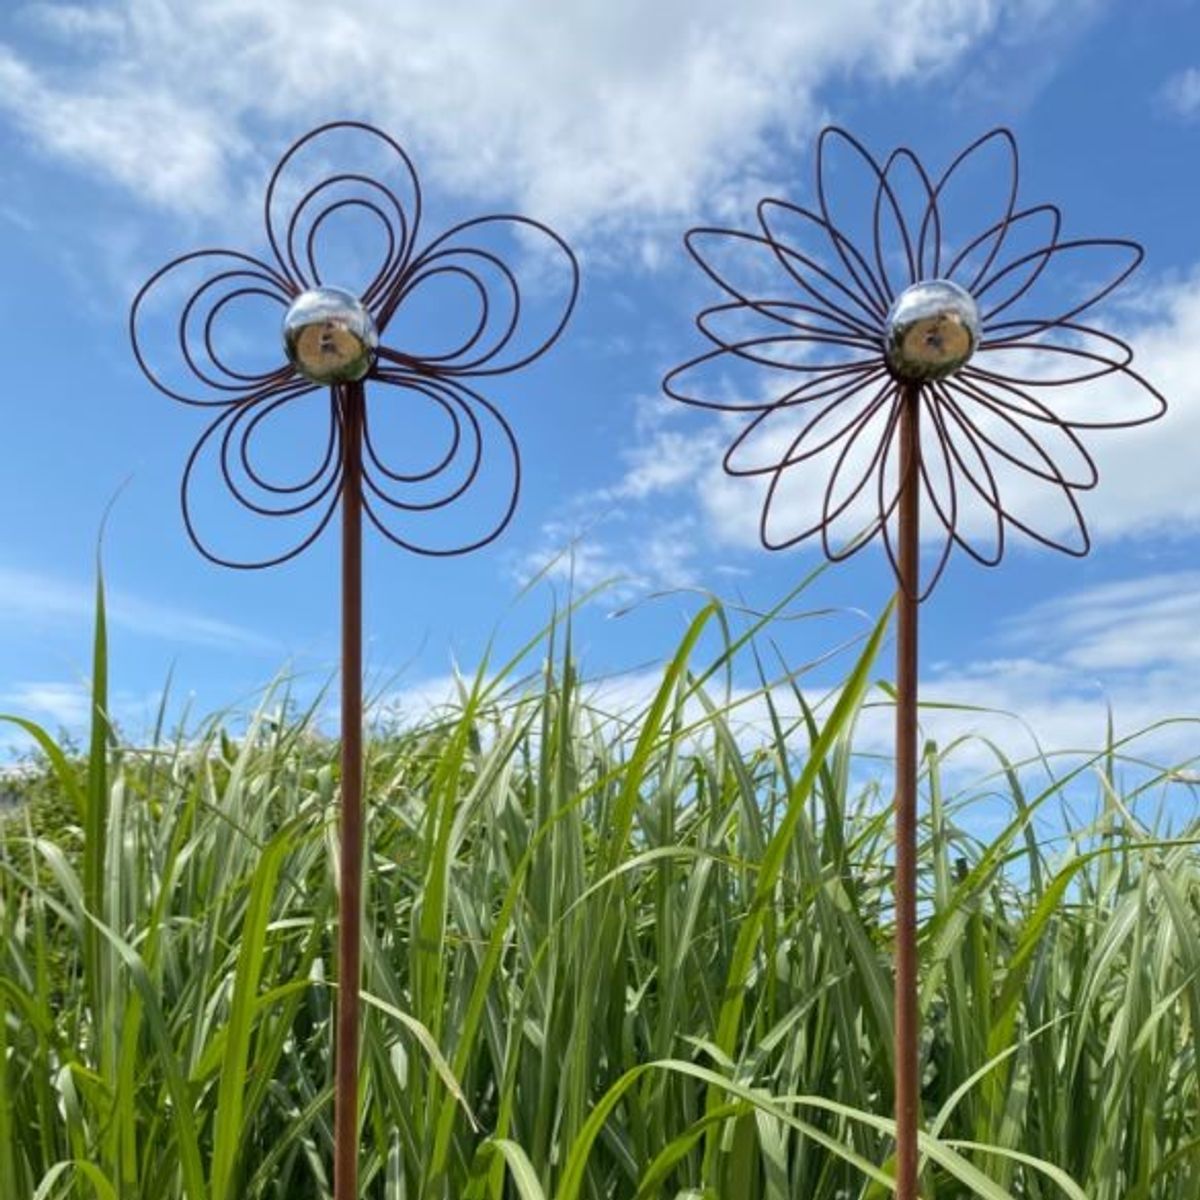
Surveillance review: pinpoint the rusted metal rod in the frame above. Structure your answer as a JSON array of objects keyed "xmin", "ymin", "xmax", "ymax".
[
  {"xmin": 661, "ymin": 123, "xmax": 1166, "ymax": 1200},
  {"xmin": 129, "ymin": 122, "xmax": 579, "ymax": 1200},
  {"xmin": 334, "ymin": 380, "xmax": 365, "ymax": 1200},
  {"xmin": 894, "ymin": 384, "xmax": 921, "ymax": 1200}
]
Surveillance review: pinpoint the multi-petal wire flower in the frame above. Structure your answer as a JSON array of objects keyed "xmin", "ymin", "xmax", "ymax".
[
  {"xmin": 131, "ymin": 121, "xmax": 579, "ymax": 568},
  {"xmin": 663, "ymin": 127, "xmax": 1166, "ymax": 598}
]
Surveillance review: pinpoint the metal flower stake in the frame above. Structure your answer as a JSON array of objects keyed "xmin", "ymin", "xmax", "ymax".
[
  {"xmin": 131, "ymin": 121, "xmax": 578, "ymax": 1199},
  {"xmin": 664, "ymin": 127, "xmax": 1165, "ymax": 1197}
]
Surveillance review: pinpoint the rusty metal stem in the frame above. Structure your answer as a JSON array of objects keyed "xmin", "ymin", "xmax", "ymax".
[
  {"xmin": 335, "ymin": 381, "xmax": 365, "ymax": 1200},
  {"xmin": 894, "ymin": 385, "xmax": 921, "ymax": 1200}
]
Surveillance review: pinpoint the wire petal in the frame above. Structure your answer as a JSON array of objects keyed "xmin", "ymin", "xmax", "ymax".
[
  {"xmin": 130, "ymin": 250, "xmax": 295, "ymax": 407},
  {"xmin": 977, "ymin": 238, "xmax": 1143, "ymax": 328},
  {"xmin": 660, "ymin": 125, "xmax": 1164, "ymax": 597},
  {"xmin": 375, "ymin": 214, "xmax": 579, "ymax": 375},
  {"xmin": 263, "ymin": 121, "xmax": 422, "ymax": 303},
  {"xmin": 180, "ymin": 384, "xmax": 342, "ymax": 568},
  {"xmin": 361, "ymin": 371, "xmax": 520, "ymax": 555}
]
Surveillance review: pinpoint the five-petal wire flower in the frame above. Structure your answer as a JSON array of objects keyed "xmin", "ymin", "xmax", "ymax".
[
  {"xmin": 663, "ymin": 126, "xmax": 1167, "ymax": 598},
  {"xmin": 131, "ymin": 121, "xmax": 579, "ymax": 569}
]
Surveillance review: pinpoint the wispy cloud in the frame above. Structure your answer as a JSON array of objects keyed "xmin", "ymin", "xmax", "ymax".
[
  {"xmin": 0, "ymin": 678, "xmax": 178, "ymax": 749},
  {"xmin": 574, "ymin": 265, "xmax": 1200, "ymax": 565},
  {"xmin": 0, "ymin": 42, "xmax": 239, "ymax": 213},
  {"xmin": 512, "ymin": 395, "xmax": 724, "ymax": 597},
  {"xmin": 383, "ymin": 566, "xmax": 1200, "ymax": 780},
  {"xmin": 0, "ymin": 680, "xmax": 93, "ymax": 728},
  {"xmin": 893, "ymin": 569, "xmax": 1200, "ymax": 771},
  {"xmin": 1159, "ymin": 66, "xmax": 1200, "ymax": 119},
  {"xmin": 518, "ymin": 512, "xmax": 706, "ymax": 598},
  {"xmin": 0, "ymin": 565, "xmax": 274, "ymax": 652},
  {"xmin": 1005, "ymin": 572, "xmax": 1200, "ymax": 671},
  {"xmin": 0, "ymin": 1, "xmax": 1037, "ymax": 236}
]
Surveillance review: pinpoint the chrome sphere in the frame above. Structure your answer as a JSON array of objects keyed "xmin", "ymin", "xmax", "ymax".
[
  {"xmin": 282, "ymin": 286, "xmax": 378, "ymax": 385},
  {"xmin": 883, "ymin": 279, "xmax": 980, "ymax": 383}
]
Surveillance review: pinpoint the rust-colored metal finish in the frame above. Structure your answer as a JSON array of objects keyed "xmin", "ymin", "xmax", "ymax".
[
  {"xmin": 664, "ymin": 126, "xmax": 1166, "ymax": 1197},
  {"xmin": 130, "ymin": 120, "xmax": 580, "ymax": 569},
  {"xmin": 130, "ymin": 122, "xmax": 579, "ymax": 1199},
  {"xmin": 335, "ymin": 381, "xmax": 364, "ymax": 1200},
  {"xmin": 664, "ymin": 126, "xmax": 1166, "ymax": 601},
  {"xmin": 894, "ymin": 386, "xmax": 921, "ymax": 1200}
]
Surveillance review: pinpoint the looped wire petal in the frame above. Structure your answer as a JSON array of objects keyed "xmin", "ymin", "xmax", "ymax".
[
  {"xmin": 376, "ymin": 214, "xmax": 580, "ymax": 374},
  {"xmin": 130, "ymin": 249, "xmax": 295, "ymax": 407},
  {"xmin": 360, "ymin": 371, "xmax": 520, "ymax": 555},
  {"xmin": 133, "ymin": 121, "xmax": 577, "ymax": 569},
  {"xmin": 918, "ymin": 127, "xmax": 1019, "ymax": 286},
  {"xmin": 663, "ymin": 124, "xmax": 1167, "ymax": 598},
  {"xmin": 264, "ymin": 121, "xmax": 423, "ymax": 304},
  {"xmin": 180, "ymin": 384, "xmax": 345, "ymax": 569}
]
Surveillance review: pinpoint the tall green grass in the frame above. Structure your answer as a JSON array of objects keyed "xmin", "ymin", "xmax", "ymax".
[{"xmin": 1, "ymin": 578, "xmax": 1197, "ymax": 1198}]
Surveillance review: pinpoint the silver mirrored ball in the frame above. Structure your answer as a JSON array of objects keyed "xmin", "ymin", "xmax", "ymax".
[
  {"xmin": 283, "ymin": 286, "xmax": 379, "ymax": 385},
  {"xmin": 883, "ymin": 279, "xmax": 981, "ymax": 383}
]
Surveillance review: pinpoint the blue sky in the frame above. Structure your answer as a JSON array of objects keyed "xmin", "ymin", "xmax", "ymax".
[{"xmin": 1, "ymin": 0, "xmax": 1199, "ymax": 783}]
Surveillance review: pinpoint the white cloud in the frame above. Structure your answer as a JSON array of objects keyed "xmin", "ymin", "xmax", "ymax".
[
  {"xmin": 0, "ymin": 0, "xmax": 1028, "ymax": 233},
  {"xmin": 22, "ymin": 3, "xmax": 127, "ymax": 41},
  {"xmin": 0, "ymin": 565, "xmax": 274, "ymax": 652},
  {"xmin": 0, "ymin": 681, "xmax": 92, "ymax": 728},
  {"xmin": 606, "ymin": 428, "xmax": 721, "ymax": 503},
  {"xmin": 949, "ymin": 0, "xmax": 1109, "ymax": 111},
  {"xmin": 636, "ymin": 268, "xmax": 1200, "ymax": 561},
  {"xmin": 495, "ymin": 259, "xmax": 1200, "ymax": 629},
  {"xmin": 0, "ymin": 679, "xmax": 179, "ymax": 747},
  {"xmin": 1079, "ymin": 276, "xmax": 1200, "ymax": 539},
  {"xmin": 0, "ymin": 42, "xmax": 240, "ymax": 212},
  {"xmin": 1006, "ymin": 572, "xmax": 1200, "ymax": 672},
  {"xmin": 1159, "ymin": 66, "xmax": 1200, "ymax": 119},
  {"xmin": 514, "ymin": 513, "xmax": 704, "ymax": 600},
  {"xmin": 510, "ymin": 390, "xmax": 723, "ymax": 596},
  {"xmin": 373, "ymin": 671, "xmax": 464, "ymax": 727},
  {"xmin": 516, "ymin": 526, "xmax": 633, "ymax": 595},
  {"xmin": 381, "ymin": 566, "xmax": 1200, "ymax": 788},
  {"xmin": 890, "ymin": 569, "xmax": 1200, "ymax": 772},
  {"xmin": 904, "ymin": 659, "xmax": 1193, "ymax": 769},
  {"xmin": 513, "ymin": 410, "xmax": 724, "ymax": 597}
]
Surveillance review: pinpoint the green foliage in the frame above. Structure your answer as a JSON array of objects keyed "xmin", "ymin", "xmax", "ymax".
[{"xmin": 0, "ymin": 577, "xmax": 1198, "ymax": 1199}]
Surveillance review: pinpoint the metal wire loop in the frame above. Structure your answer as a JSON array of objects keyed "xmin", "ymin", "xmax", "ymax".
[
  {"xmin": 663, "ymin": 125, "xmax": 1166, "ymax": 600},
  {"xmin": 131, "ymin": 121, "xmax": 580, "ymax": 569}
]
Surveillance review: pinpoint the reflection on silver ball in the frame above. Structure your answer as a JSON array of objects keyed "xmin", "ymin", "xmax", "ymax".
[
  {"xmin": 884, "ymin": 279, "xmax": 980, "ymax": 383},
  {"xmin": 283, "ymin": 287, "xmax": 379, "ymax": 385}
]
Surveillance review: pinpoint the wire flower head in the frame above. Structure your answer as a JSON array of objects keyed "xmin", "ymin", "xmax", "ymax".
[
  {"xmin": 131, "ymin": 121, "xmax": 579, "ymax": 569},
  {"xmin": 663, "ymin": 127, "xmax": 1166, "ymax": 598}
]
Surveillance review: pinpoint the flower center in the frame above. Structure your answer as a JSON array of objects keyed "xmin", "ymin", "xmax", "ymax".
[
  {"xmin": 883, "ymin": 279, "xmax": 980, "ymax": 383},
  {"xmin": 283, "ymin": 286, "xmax": 379, "ymax": 385}
]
